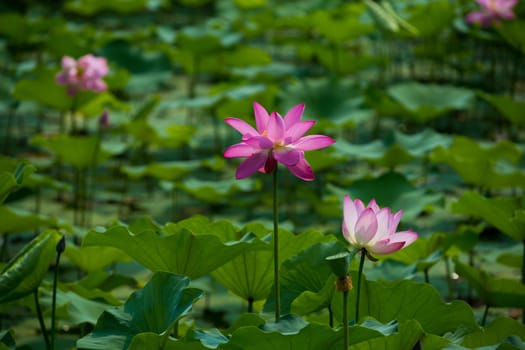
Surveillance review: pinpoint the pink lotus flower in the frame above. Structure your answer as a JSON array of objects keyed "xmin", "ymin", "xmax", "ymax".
[
  {"xmin": 466, "ymin": 0, "xmax": 518, "ymax": 27},
  {"xmin": 224, "ymin": 102, "xmax": 335, "ymax": 181},
  {"xmin": 56, "ymin": 54, "xmax": 109, "ymax": 96},
  {"xmin": 342, "ymin": 195, "xmax": 418, "ymax": 255}
]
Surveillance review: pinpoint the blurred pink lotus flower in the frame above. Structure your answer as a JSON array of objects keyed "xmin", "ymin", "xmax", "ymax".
[
  {"xmin": 342, "ymin": 195, "xmax": 418, "ymax": 255},
  {"xmin": 466, "ymin": 0, "xmax": 518, "ymax": 27},
  {"xmin": 56, "ymin": 54, "xmax": 109, "ymax": 96},
  {"xmin": 224, "ymin": 102, "xmax": 335, "ymax": 181}
]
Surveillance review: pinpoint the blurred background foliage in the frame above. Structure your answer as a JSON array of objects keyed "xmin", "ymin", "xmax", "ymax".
[{"xmin": 1, "ymin": 0, "xmax": 525, "ymax": 348}]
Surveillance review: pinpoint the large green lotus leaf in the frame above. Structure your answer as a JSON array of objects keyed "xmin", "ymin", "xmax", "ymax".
[
  {"xmin": 177, "ymin": 178, "xmax": 261, "ymax": 204},
  {"xmin": 349, "ymin": 320, "xmax": 425, "ymax": 350},
  {"xmin": 182, "ymin": 329, "xmax": 229, "ymax": 349},
  {"xmin": 404, "ymin": 0, "xmax": 455, "ymax": 38},
  {"xmin": 393, "ymin": 129, "xmax": 452, "ymax": 157},
  {"xmin": 333, "ymin": 139, "xmax": 413, "ymax": 168},
  {"xmin": 212, "ymin": 227, "xmax": 331, "ymax": 303},
  {"xmin": 324, "ymin": 172, "xmax": 442, "ymax": 221},
  {"xmin": 478, "ymin": 92, "xmax": 525, "ymax": 127},
  {"xmin": 30, "ymin": 134, "xmax": 117, "ymax": 168},
  {"xmin": 332, "ymin": 275, "xmax": 478, "ymax": 335},
  {"xmin": 430, "ymin": 136, "xmax": 525, "ymax": 189},
  {"xmin": 387, "ymin": 82, "xmax": 473, "ymax": 122},
  {"xmin": 451, "ymin": 191, "xmax": 525, "ymax": 241},
  {"xmin": 497, "ymin": 252, "xmax": 522, "ymax": 269},
  {"xmin": 0, "ymin": 205, "xmax": 68, "ymax": 234},
  {"xmin": 0, "ymin": 230, "xmax": 61, "ymax": 303},
  {"xmin": 77, "ymin": 92, "xmax": 131, "ymax": 118},
  {"xmin": 127, "ymin": 333, "xmax": 179, "ymax": 350},
  {"xmin": 312, "ymin": 6, "xmax": 374, "ymax": 44},
  {"xmin": 13, "ymin": 67, "xmax": 71, "ymax": 111},
  {"xmin": 461, "ymin": 317, "xmax": 525, "ymax": 348},
  {"xmin": 496, "ymin": 20, "xmax": 525, "ymax": 55},
  {"xmin": 64, "ymin": 245, "xmax": 131, "ymax": 273},
  {"xmin": 77, "ymin": 272, "xmax": 202, "ymax": 350},
  {"xmin": 263, "ymin": 241, "xmax": 342, "ymax": 315},
  {"xmin": 220, "ymin": 322, "xmax": 344, "ymax": 349},
  {"xmin": 454, "ymin": 259, "xmax": 525, "ymax": 308},
  {"xmin": 38, "ymin": 288, "xmax": 111, "ymax": 326},
  {"xmin": 221, "ymin": 316, "xmax": 415, "ymax": 350},
  {"xmin": 223, "ymin": 46, "xmax": 272, "ymax": 68},
  {"xmin": 163, "ymin": 215, "xmax": 237, "ymax": 238},
  {"xmin": 0, "ymin": 13, "xmax": 31, "ymax": 43},
  {"xmin": 65, "ymin": 0, "xmax": 170, "ymax": 15},
  {"xmin": 0, "ymin": 160, "xmax": 35, "ymax": 204},
  {"xmin": 121, "ymin": 160, "xmax": 200, "ymax": 181},
  {"xmin": 0, "ymin": 156, "xmax": 67, "ymax": 193},
  {"xmin": 83, "ymin": 222, "xmax": 266, "ymax": 279},
  {"xmin": 290, "ymin": 275, "xmax": 336, "ymax": 316}
]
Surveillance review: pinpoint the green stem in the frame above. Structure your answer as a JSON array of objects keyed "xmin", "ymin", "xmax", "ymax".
[
  {"xmin": 51, "ymin": 239, "xmax": 64, "ymax": 350},
  {"xmin": 248, "ymin": 298, "xmax": 254, "ymax": 313},
  {"xmin": 342, "ymin": 290, "xmax": 349, "ymax": 350},
  {"xmin": 328, "ymin": 303, "xmax": 333, "ymax": 328},
  {"xmin": 273, "ymin": 168, "xmax": 280, "ymax": 322},
  {"xmin": 34, "ymin": 289, "xmax": 51, "ymax": 350},
  {"xmin": 424, "ymin": 269, "xmax": 430, "ymax": 284},
  {"xmin": 481, "ymin": 304, "xmax": 489, "ymax": 326},
  {"xmin": 355, "ymin": 248, "xmax": 366, "ymax": 323},
  {"xmin": 522, "ymin": 240, "xmax": 525, "ymax": 324}
]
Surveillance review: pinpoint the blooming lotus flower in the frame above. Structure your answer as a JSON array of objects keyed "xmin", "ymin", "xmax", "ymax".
[
  {"xmin": 342, "ymin": 195, "xmax": 418, "ymax": 255},
  {"xmin": 56, "ymin": 54, "xmax": 109, "ymax": 96},
  {"xmin": 224, "ymin": 102, "xmax": 335, "ymax": 181},
  {"xmin": 466, "ymin": 0, "xmax": 517, "ymax": 27}
]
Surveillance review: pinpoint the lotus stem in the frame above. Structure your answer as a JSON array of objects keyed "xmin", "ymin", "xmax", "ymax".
[
  {"xmin": 273, "ymin": 168, "xmax": 280, "ymax": 322},
  {"xmin": 424, "ymin": 269, "xmax": 430, "ymax": 284},
  {"xmin": 342, "ymin": 290, "xmax": 349, "ymax": 350},
  {"xmin": 481, "ymin": 304, "xmax": 489, "ymax": 326},
  {"xmin": 355, "ymin": 248, "xmax": 366, "ymax": 323},
  {"xmin": 328, "ymin": 303, "xmax": 333, "ymax": 328},
  {"xmin": 34, "ymin": 289, "xmax": 50, "ymax": 350},
  {"xmin": 247, "ymin": 297, "xmax": 254, "ymax": 313},
  {"xmin": 522, "ymin": 240, "xmax": 524, "ymax": 324},
  {"xmin": 51, "ymin": 236, "xmax": 65, "ymax": 350}
]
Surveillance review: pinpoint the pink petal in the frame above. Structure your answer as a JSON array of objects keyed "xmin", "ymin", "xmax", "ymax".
[
  {"xmin": 388, "ymin": 210, "xmax": 403, "ymax": 235},
  {"xmin": 342, "ymin": 220, "xmax": 355, "ymax": 245},
  {"xmin": 283, "ymin": 103, "xmax": 305, "ymax": 128},
  {"xmin": 388, "ymin": 231, "xmax": 419, "ymax": 248},
  {"xmin": 286, "ymin": 157, "xmax": 314, "ymax": 181},
  {"xmin": 466, "ymin": 11, "xmax": 492, "ymax": 26},
  {"xmin": 370, "ymin": 240, "xmax": 405, "ymax": 255},
  {"xmin": 224, "ymin": 143, "xmax": 256, "ymax": 158},
  {"xmin": 273, "ymin": 148, "xmax": 300, "ymax": 166},
  {"xmin": 373, "ymin": 208, "xmax": 392, "ymax": 242},
  {"xmin": 244, "ymin": 135, "xmax": 273, "ymax": 149},
  {"xmin": 236, "ymin": 152, "xmax": 269, "ymax": 179},
  {"xmin": 285, "ymin": 120, "xmax": 315, "ymax": 143},
  {"xmin": 354, "ymin": 209, "xmax": 378, "ymax": 245},
  {"xmin": 343, "ymin": 195, "xmax": 359, "ymax": 236},
  {"xmin": 61, "ymin": 56, "xmax": 76, "ymax": 69},
  {"xmin": 253, "ymin": 102, "xmax": 270, "ymax": 133},
  {"xmin": 225, "ymin": 118, "xmax": 258, "ymax": 137},
  {"xmin": 292, "ymin": 135, "xmax": 335, "ymax": 151},
  {"xmin": 367, "ymin": 199, "xmax": 380, "ymax": 213},
  {"xmin": 354, "ymin": 199, "xmax": 366, "ymax": 216},
  {"xmin": 265, "ymin": 112, "xmax": 285, "ymax": 142}
]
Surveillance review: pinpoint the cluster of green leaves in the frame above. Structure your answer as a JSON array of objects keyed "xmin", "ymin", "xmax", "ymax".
[{"xmin": 1, "ymin": 0, "xmax": 525, "ymax": 349}]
